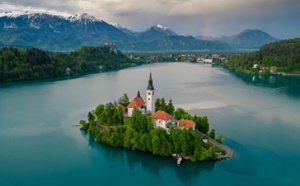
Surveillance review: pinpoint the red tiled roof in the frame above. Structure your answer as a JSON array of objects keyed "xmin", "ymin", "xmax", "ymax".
[
  {"xmin": 127, "ymin": 96, "xmax": 145, "ymax": 108},
  {"xmin": 151, "ymin": 110, "xmax": 173, "ymax": 121},
  {"xmin": 178, "ymin": 119, "xmax": 195, "ymax": 128}
]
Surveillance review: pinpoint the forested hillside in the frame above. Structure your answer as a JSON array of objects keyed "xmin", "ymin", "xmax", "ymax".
[
  {"xmin": 221, "ymin": 38, "xmax": 300, "ymax": 74},
  {"xmin": 0, "ymin": 45, "xmax": 133, "ymax": 82}
]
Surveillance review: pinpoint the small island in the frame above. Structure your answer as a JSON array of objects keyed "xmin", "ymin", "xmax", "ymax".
[{"xmin": 80, "ymin": 73, "xmax": 234, "ymax": 162}]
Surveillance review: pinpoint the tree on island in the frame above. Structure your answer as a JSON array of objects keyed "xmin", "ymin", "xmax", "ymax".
[
  {"xmin": 209, "ymin": 129, "xmax": 216, "ymax": 140},
  {"xmin": 118, "ymin": 93, "xmax": 130, "ymax": 107},
  {"xmin": 155, "ymin": 98, "xmax": 175, "ymax": 115},
  {"xmin": 216, "ymin": 135, "xmax": 223, "ymax": 144}
]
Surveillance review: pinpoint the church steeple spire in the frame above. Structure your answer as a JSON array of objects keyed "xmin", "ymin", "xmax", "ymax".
[
  {"xmin": 146, "ymin": 73, "xmax": 155, "ymax": 114},
  {"xmin": 147, "ymin": 73, "xmax": 154, "ymax": 90},
  {"xmin": 137, "ymin": 91, "xmax": 141, "ymax": 97}
]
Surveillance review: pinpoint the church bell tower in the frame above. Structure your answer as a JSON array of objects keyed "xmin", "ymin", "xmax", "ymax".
[{"xmin": 146, "ymin": 73, "xmax": 155, "ymax": 114}]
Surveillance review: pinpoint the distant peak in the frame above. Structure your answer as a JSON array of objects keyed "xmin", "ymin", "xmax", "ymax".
[
  {"xmin": 109, "ymin": 22, "xmax": 122, "ymax": 29},
  {"xmin": 67, "ymin": 13, "xmax": 103, "ymax": 23},
  {"xmin": 154, "ymin": 24, "xmax": 168, "ymax": 30},
  {"xmin": 0, "ymin": 11, "xmax": 64, "ymax": 19},
  {"xmin": 240, "ymin": 29, "xmax": 267, "ymax": 34},
  {"xmin": 0, "ymin": 11, "xmax": 33, "ymax": 18}
]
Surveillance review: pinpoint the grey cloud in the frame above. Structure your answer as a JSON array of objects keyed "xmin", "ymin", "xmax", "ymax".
[{"xmin": 0, "ymin": 0, "xmax": 299, "ymax": 38}]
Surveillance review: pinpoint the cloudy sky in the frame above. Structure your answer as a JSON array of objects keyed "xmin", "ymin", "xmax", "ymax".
[{"xmin": 0, "ymin": 0, "xmax": 299, "ymax": 39}]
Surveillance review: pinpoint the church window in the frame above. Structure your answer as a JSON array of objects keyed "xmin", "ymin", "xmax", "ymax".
[{"xmin": 148, "ymin": 92, "xmax": 151, "ymax": 95}]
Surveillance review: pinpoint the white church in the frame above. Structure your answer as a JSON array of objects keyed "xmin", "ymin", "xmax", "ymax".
[
  {"xmin": 126, "ymin": 73, "xmax": 195, "ymax": 132},
  {"xmin": 127, "ymin": 73, "xmax": 155, "ymax": 117}
]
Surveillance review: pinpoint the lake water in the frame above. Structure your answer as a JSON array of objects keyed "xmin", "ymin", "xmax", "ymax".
[{"xmin": 1, "ymin": 63, "xmax": 300, "ymax": 186}]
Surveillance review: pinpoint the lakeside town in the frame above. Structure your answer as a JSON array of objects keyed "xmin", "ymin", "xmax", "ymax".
[{"xmin": 128, "ymin": 52, "xmax": 226, "ymax": 64}]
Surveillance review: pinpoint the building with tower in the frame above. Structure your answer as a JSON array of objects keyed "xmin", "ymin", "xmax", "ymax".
[
  {"xmin": 127, "ymin": 91, "xmax": 146, "ymax": 117},
  {"xmin": 125, "ymin": 73, "xmax": 195, "ymax": 132},
  {"xmin": 146, "ymin": 73, "xmax": 155, "ymax": 114},
  {"xmin": 126, "ymin": 73, "xmax": 154, "ymax": 117}
]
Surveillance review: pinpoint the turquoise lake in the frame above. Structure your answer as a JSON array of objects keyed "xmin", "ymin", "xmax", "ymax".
[{"xmin": 1, "ymin": 63, "xmax": 300, "ymax": 185}]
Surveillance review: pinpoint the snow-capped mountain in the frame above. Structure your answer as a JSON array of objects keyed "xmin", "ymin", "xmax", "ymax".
[
  {"xmin": 139, "ymin": 24, "xmax": 177, "ymax": 41},
  {"xmin": 0, "ymin": 11, "xmax": 37, "ymax": 18},
  {"xmin": 67, "ymin": 13, "xmax": 103, "ymax": 24},
  {"xmin": 0, "ymin": 12, "xmax": 133, "ymax": 51},
  {"xmin": 109, "ymin": 22, "xmax": 140, "ymax": 37},
  {"xmin": 0, "ymin": 11, "xmax": 233, "ymax": 51}
]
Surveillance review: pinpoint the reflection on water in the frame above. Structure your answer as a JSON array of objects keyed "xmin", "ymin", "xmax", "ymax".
[
  {"xmin": 81, "ymin": 130, "xmax": 215, "ymax": 183},
  {"xmin": 228, "ymin": 70, "xmax": 300, "ymax": 97}
]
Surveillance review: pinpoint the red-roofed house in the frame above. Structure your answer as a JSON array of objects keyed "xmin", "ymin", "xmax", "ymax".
[
  {"xmin": 127, "ymin": 91, "xmax": 146, "ymax": 117},
  {"xmin": 151, "ymin": 110, "xmax": 176, "ymax": 131},
  {"xmin": 177, "ymin": 119, "xmax": 196, "ymax": 131}
]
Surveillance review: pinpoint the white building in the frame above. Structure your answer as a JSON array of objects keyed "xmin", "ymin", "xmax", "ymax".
[
  {"xmin": 127, "ymin": 91, "xmax": 146, "ymax": 117},
  {"xmin": 151, "ymin": 110, "xmax": 176, "ymax": 133}
]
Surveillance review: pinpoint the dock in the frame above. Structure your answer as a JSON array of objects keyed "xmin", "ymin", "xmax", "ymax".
[{"xmin": 177, "ymin": 157, "xmax": 183, "ymax": 164}]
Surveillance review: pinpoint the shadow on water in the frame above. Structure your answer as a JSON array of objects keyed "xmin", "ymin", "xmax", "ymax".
[
  {"xmin": 0, "ymin": 66, "xmax": 140, "ymax": 89},
  {"xmin": 228, "ymin": 70, "xmax": 300, "ymax": 98},
  {"xmin": 124, "ymin": 148, "xmax": 216, "ymax": 182},
  {"xmin": 80, "ymin": 129, "xmax": 215, "ymax": 182}
]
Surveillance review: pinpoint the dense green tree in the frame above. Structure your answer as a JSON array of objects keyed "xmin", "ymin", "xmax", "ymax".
[
  {"xmin": 151, "ymin": 132, "xmax": 160, "ymax": 155},
  {"xmin": 161, "ymin": 98, "xmax": 166, "ymax": 110},
  {"xmin": 219, "ymin": 38, "xmax": 300, "ymax": 74},
  {"xmin": 124, "ymin": 126, "xmax": 135, "ymax": 148},
  {"xmin": 80, "ymin": 120, "xmax": 88, "ymax": 130},
  {"xmin": 88, "ymin": 111, "xmax": 95, "ymax": 122},
  {"xmin": 140, "ymin": 133, "xmax": 149, "ymax": 151},
  {"xmin": 155, "ymin": 98, "xmax": 174, "ymax": 115},
  {"xmin": 209, "ymin": 129, "xmax": 215, "ymax": 140},
  {"xmin": 174, "ymin": 108, "xmax": 187, "ymax": 120},
  {"xmin": 155, "ymin": 98, "xmax": 161, "ymax": 112},
  {"xmin": 132, "ymin": 108, "xmax": 148, "ymax": 133},
  {"xmin": 201, "ymin": 116, "xmax": 209, "ymax": 134},
  {"xmin": 101, "ymin": 129, "xmax": 111, "ymax": 143},
  {"xmin": 216, "ymin": 135, "xmax": 224, "ymax": 144},
  {"xmin": 0, "ymin": 45, "xmax": 135, "ymax": 82},
  {"xmin": 200, "ymin": 148, "xmax": 216, "ymax": 161},
  {"xmin": 169, "ymin": 127, "xmax": 182, "ymax": 153},
  {"xmin": 192, "ymin": 132, "xmax": 204, "ymax": 161},
  {"xmin": 181, "ymin": 128, "xmax": 194, "ymax": 156},
  {"xmin": 130, "ymin": 131, "xmax": 141, "ymax": 151},
  {"xmin": 166, "ymin": 99, "xmax": 175, "ymax": 115},
  {"xmin": 94, "ymin": 104, "xmax": 105, "ymax": 119},
  {"xmin": 119, "ymin": 93, "xmax": 130, "ymax": 106}
]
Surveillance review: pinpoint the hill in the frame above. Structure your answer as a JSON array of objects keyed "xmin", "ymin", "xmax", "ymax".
[
  {"xmin": 219, "ymin": 38, "xmax": 300, "ymax": 74},
  {"xmin": 216, "ymin": 29, "xmax": 278, "ymax": 49},
  {"xmin": 131, "ymin": 35, "xmax": 230, "ymax": 51},
  {"xmin": 0, "ymin": 45, "xmax": 134, "ymax": 82},
  {"xmin": 138, "ymin": 24, "xmax": 178, "ymax": 41}
]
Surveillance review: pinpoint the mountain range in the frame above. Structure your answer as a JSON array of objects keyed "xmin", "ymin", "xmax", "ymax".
[
  {"xmin": 0, "ymin": 11, "xmax": 279, "ymax": 51},
  {"xmin": 196, "ymin": 29, "xmax": 279, "ymax": 49}
]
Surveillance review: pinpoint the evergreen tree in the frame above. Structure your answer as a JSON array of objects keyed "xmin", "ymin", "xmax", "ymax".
[
  {"xmin": 209, "ymin": 129, "xmax": 215, "ymax": 140},
  {"xmin": 166, "ymin": 99, "xmax": 175, "ymax": 115},
  {"xmin": 155, "ymin": 98, "xmax": 161, "ymax": 112},
  {"xmin": 216, "ymin": 135, "xmax": 223, "ymax": 144}
]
